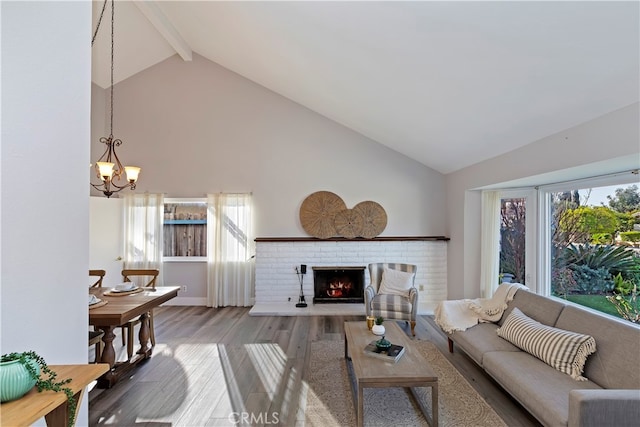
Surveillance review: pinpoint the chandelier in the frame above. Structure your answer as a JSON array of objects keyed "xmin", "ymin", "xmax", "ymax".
[{"xmin": 91, "ymin": 0, "xmax": 140, "ymax": 198}]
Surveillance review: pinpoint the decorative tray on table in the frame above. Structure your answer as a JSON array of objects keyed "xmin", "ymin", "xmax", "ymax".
[{"xmin": 363, "ymin": 337, "xmax": 405, "ymax": 363}]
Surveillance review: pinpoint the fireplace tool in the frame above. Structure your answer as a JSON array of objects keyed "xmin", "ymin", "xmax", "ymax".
[{"xmin": 295, "ymin": 264, "xmax": 308, "ymax": 308}]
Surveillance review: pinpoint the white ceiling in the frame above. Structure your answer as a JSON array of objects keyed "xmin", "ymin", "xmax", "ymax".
[{"xmin": 91, "ymin": 1, "xmax": 640, "ymax": 174}]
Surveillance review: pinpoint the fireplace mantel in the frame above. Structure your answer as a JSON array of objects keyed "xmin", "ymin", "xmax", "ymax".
[{"xmin": 255, "ymin": 236, "xmax": 449, "ymax": 242}]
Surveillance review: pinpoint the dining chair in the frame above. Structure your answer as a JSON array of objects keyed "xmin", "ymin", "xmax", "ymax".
[
  {"xmin": 120, "ymin": 269, "xmax": 160, "ymax": 360},
  {"xmin": 364, "ymin": 263, "xmax": 418, "ymax": 336},
  {"xmin": 89, "ymin": 330, "xmax": 104, "ymax": 363},
  {"xmin": 89, "ymin": 269, "xmax": 106, "ymax": 287}
]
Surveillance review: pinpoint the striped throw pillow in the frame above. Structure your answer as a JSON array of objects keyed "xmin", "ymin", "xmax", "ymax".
[{"xmin": 496, "ymin": 307, "xmax": 596, "ymax": 381}]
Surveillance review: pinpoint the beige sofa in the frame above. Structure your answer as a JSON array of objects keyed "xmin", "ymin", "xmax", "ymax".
[{"xmin": 443, "ymin": 290, "xmax": 640, "ymax": 427}]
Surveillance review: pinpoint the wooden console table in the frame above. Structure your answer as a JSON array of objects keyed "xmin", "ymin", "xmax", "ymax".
[{"xmin": 0, "ymin": 363, "xmax": 109, "ymax": 427}]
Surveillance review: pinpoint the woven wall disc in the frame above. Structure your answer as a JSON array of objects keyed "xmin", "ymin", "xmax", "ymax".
[
  {"xmin": 353, "ymin": 201, "xmax": 387, "ymax": 238},
  {"xmin": 334, "ymin": 208, "xmax": 364, "ymax": 239},
  {"xmin": 299, "ymin": 191, "xmax": 347, "ymax": 239}
]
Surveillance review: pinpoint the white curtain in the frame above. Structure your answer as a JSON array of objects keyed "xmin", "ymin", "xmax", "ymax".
[
  {"xmin": 123, "ymin": 193, "xmax": 164, "ymax": 285},
  {"xmin": 480, "ymin": 190, "xmax": 501, "ymax": 298},
  {"xmin": 207, "ymin": 193, "xmax": 254, "ymax": 308}
]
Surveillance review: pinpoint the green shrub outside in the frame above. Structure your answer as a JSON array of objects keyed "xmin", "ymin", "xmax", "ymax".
[
  {"xmin": 620, "ymin": 231, "xmax": 640, "ymax": 243},
  {"xmin": 571, "ymin": 265, "xmax": 614, "ymax": 293},
  {"xmin": 563, "ymin": 244, "xmax": 637, "ymax": 278},
  {"xmin": 613, "ymin": 272, "xmax": 634, "ymax": 295},
  {"xmin": 590, "ymin": 233, "xmax": 613, "ymax": 244}
]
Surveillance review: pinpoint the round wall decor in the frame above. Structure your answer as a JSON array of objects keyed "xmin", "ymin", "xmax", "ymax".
[
  {"xmin": 299, "ymin": 191, "xmax": 347, "ymax": 239},
  {"xmin": 353, "ymin": 201, "xmax": 387, "ymax": 238},
  {"xmin": 334, "ymin": 208, "xmax": 364, "ymax": 239}
]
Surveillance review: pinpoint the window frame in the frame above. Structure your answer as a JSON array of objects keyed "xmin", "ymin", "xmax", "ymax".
[
  {"xmin": 537, "ymin": 171, "xmax": 639, "ymax": 298},
  {"xmin": 163, "ymin": 197, "xmax": 208, "ymax": 263}
]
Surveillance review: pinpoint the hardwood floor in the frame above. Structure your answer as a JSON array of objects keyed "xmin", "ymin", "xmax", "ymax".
[{"xmin": 89, "ymin": 306, "xmax": 541, "ymax": 426}]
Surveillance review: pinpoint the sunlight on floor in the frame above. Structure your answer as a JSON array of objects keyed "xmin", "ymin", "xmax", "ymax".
[
  {"xmin": 96, "ymin": 341, "xmax": 342, "ymax": 426},
  {"xmin": 245, "ymin": 343, "xmax": 287, "ymax": 400},
  {"xmin": 243, "ymin": 342, "xmax": 341, "ymax": 426}
]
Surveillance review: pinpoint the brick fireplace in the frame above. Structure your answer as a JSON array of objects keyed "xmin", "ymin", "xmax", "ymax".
[{"xmin": 251, "ymin": 237, "xmax": 449, "ymax": 315}]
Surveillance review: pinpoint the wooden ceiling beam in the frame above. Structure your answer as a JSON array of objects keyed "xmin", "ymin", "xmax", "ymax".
[{"xmin": 133, "ymin": 0, "xmax": 192, "ymax": 61}]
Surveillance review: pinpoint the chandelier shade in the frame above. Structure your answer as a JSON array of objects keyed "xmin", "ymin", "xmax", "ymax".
[{"xmin": 91, "ymin": 0, "xmax": 140, "ymax": 198}]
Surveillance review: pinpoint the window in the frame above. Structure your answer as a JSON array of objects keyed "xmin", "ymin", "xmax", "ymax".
[
  {"xmin": 500, "ymin": 197, "xmax": 526, "ymax": 284},
  {"xmin": 481, "ymin": 189, "xmax": 536, "ymax": 297},
  {"xmin": 499, "ymin": 192, "xmax": 536, "ymax": 287},
  {"xmin": 163, "ymin": 198, "xmax": 207, "ymax": 261},
  {"xmin": 539, "ymin": 174, "xmax": 639, "ymax": 319}
]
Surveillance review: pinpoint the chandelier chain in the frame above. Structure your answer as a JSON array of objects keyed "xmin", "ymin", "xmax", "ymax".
[
  {"xmin": 90, "ymin": 0, "xmax": 107, "ymax": 47},
  {"xmin": 109, "ymin": 0, "xmax": 115, "ymax": 138}
]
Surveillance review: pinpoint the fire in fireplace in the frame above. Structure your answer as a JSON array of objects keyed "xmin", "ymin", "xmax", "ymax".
[{"xmin": 313, "ymin": 266, "xmax": 365, "ymax": 304}]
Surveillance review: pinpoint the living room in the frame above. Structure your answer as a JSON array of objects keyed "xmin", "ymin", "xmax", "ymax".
[{"xmin": 2, "ymin": 2, "xmax": 638, "ymax": 426}]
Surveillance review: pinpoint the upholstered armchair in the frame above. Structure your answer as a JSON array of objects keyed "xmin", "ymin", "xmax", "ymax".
[{"xmin": 365, "ymin": 263, "xmax": 418, "ymax": 336}]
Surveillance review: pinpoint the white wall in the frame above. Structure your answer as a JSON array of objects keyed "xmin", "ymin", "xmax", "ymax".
[
  {"xmin": 91, "ymin": 53, "xmax": 448, "ymax": 300},
  {"xmin": 446, "ymin": 103, "xmax": 640, "ymax": 300},
  {"xmin": 1, "ymin": 1, "xmax": 91, "ymax": 425},
  {"xmin": 91, "ymin": 82, "xmax": 107, "ymax": 152}
]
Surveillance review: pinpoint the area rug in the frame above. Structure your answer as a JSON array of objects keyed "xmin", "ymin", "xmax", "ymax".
[{"xmin": 302, "ymin": 340, "xmax": 507, "ymax": 427}]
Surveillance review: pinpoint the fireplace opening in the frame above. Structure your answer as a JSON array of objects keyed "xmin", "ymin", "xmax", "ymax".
[{"xmin": 313, "ymin": 266, "xmax": 365, "ymax": 304}]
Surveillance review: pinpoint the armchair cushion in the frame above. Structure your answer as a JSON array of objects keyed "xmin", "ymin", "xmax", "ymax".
[
  {"xmin": 378, "ymin": 267, "xmax": 415, "ymax": 297},
  {"xmin": 371, "ymin": 293, "xmax": 412, "ymax": 314}
]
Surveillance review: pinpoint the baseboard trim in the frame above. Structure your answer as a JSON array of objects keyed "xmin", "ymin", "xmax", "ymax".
[
  {"xmin": 163, "ymin": 296, "xmax": 207, "ymax": 306},
  {"xmin": 250, "ymin": 302, "xmax": 365, "ymax": 316}
]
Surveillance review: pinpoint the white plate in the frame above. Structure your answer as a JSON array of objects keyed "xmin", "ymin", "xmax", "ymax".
[{"xmin": 113, "ymin": 283, "xmax": 137, "ymax": 292}]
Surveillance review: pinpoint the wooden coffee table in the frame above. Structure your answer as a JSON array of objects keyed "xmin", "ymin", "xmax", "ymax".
[{"xmin": 344, "ymin": 321, "xmax": 438, "ymax": 427}]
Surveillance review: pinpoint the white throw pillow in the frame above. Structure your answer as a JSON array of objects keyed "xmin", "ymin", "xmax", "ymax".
[{"xmin": 378, "ymin": 267, "xmax": 414, "ymax": 297}]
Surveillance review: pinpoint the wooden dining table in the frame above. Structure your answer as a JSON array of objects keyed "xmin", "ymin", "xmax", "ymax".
[{"xmin": 89, "ymin": 286, "xmax": 179, "ymax": 388}]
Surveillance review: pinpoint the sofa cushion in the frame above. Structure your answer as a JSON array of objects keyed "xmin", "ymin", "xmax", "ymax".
[
  {"xmin": 555, "ymin": 304, "xmax": 640, "ymax": 389},
  {"xmin": 499, "ymin": 289, "xmax": 565, "ymax": 326},
  {"xmin": 497, "ymin": 308, "xmax": 596, "ymax": 381},
  {"xmin": 378, "ymin": 267, "xmax": 414, "ymax": 297},
  {"xmin": 449, "ymin": 323, "xmax": 520, "ymax": 366},
  {"xmin": 483, "ymin": 351, "xmax": 602, "ymax": 427}
]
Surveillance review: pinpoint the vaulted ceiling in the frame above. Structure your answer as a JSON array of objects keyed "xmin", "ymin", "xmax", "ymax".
[{"xmin": 91, "ymin": 1, "xmax": 639, "ymax": 174}]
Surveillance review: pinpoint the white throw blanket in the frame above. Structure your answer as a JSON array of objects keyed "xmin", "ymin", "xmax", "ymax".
[{"xmin": 434, "ymin": 283, "xmax": 529, "ymax": 333}]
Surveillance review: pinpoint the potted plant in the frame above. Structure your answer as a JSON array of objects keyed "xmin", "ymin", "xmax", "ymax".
[
  {"xmin": 372, "ymin": 316, "xmax": 385, "ymax": 335},
  {"xmin": 0, "ymin": 351, "xmax": 76, "ymax": 427},
  {"xmin": 500, "ymin": 273, "xmax": 515, "ymax": 283}
]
